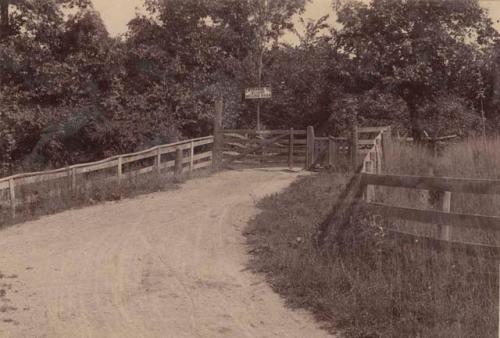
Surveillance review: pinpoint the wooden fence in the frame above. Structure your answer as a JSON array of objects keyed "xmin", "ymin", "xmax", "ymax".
[
  {"xmin": 357, "ymin": 127, "xmax": 500, "ymax": 250},
  {"xmin": 349, "ymin": 126, "xmax": 500, "ymax": 336},
  {"xmin": 359, "ymin": 172, "xmax": 500, "ymax": 251},
  {"xmin": 284, "ymin": 125, "xmax": 393, "ymax": 169},
  {"xmin": 218, "ymin": 129, "xmax": 308, "ymax": 167},
  {"xmin": 0, "ymin": 136, "xmax": 214, "ymax": 217}
]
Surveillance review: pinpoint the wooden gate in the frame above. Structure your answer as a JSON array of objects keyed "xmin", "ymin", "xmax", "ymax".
[{"xmin": 216, "ymin": 129, "xmax": 308, "ymax": 168}]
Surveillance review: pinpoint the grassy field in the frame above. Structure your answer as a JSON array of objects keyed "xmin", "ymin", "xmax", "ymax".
[{"xmin": 246, "ymin": 138, "xmax": 500, "ymax": 337}]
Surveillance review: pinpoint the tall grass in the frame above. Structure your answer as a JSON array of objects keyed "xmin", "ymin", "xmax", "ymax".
[
  {"xmin": 246, "ymin": 138, "xmax": 500, "ymax": 337},
  {"xmin": 382, "ymin": 137, "xmax": 500, "ymax": 246}
]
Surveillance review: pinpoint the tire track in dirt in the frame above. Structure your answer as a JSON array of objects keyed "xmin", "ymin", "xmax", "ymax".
[{"xmin": 0, "ymin": 168, "xmax": 334, "ymax": 338}]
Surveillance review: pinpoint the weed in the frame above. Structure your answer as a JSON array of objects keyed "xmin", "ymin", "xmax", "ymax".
[{"xmin": 247, "ymin": 160, "xmax": 498, "ymax": 337}]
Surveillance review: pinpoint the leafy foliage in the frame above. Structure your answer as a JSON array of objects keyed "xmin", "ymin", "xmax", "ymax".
[
  {"xmin": 2, "ymin": 0, "xmax": 500, "ymax": 174},
  {"xmin": 334, "ymin": 0, "xmax": 497, "ymax": 139}
]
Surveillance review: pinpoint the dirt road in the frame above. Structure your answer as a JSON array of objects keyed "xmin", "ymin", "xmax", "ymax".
[{"xmin": 0, "ymin": 168, "xmax": 332, "ymax": 338}]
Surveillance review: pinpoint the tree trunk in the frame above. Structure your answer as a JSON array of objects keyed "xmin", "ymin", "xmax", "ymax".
[
  {"xmin": 0, "ymin": 0, "xmax": 8, "ymax": 38},
  {"xmin": 406, "ymin": 98, "xmax": 423, "ymax": 142}
]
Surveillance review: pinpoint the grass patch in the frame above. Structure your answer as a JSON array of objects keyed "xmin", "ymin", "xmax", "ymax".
[{"xmin": 246, "ymin": 170, "xmax": 497, "ymax": 337}]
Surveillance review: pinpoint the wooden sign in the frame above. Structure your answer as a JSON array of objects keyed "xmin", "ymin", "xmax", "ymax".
[{"xmin": 245, "ymin": 87, "xmax": 272, "ymax": 99}]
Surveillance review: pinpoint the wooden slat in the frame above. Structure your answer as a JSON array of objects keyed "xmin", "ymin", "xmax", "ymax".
[
  {"xmin": 192, "ymin": 138, "xmax": 214, "ymax": 147},
  {"xmin": 219, "ymin": 129, "xmax": 306, "ymax": 135},
  {"xmin": 159, "ymin": 138, "xmax": 213, "ymax": 153},
  {"xmin": 224, "ymin": 142, "xmax": 248, "ymax": 149},
  {"xmin": 77, "ymin": 159, "xmax": 119, "ymax": 174},
  {"xmin": 361, "ymin": 173, "xmax": 500, "ymax": 195},
  {"xmin": 182, "ymin": 151, "xmax": 212, "ymax": 163},
  {"xmin": 158, "ymin": 146, "xmax": 177, "ymax": 155},
  {"xmin": 222, "ymin": 133, "xmax": 248, "ymax": 140},
  {"xmin": 122, "ymin": 149, "xmax": 157, "ymax": 164},
  {"xmin": 224, "ymin": 138, "xmax": 306, "ymax": 145},
  {"xmin": 358, "ymin": 126, "xmax": 389, "ymax": 133},
  {"xmin": 258, "ymin": 156, "xmax": 291, "ymax": 163},
  {"xmin": 364, "ymin": 202, "xmax": 500, "ymax": 231},
  {"xmin": 130, "ymin": 165, "xmax": 155, "ymax": 176},
  {"xmin": 358, "ymin": 139, "xmax": 376, "ymax": 146},
  {"xmin": 15, "ymin": 170, "xmax": 69, "ymax": 185},
  {"xmin": 161, "ymin": 160, "xmax": 175, "ymax": 169},
  {"xmin": 193, "ymin": 161, "xmax": 212, "ymax": 170}
]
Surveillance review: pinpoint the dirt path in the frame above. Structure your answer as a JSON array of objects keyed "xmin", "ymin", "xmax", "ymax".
[{"xmin": 0, "ymin": 168, "xmax": 333, "ymax": 338}]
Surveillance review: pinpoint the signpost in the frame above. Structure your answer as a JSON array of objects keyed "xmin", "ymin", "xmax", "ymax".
[
  {"xmin": 245, "ymin": 87, "xmax": 272, "ymax": 131},
  {"xmin": 245, "ymin": 87, "xmax": 272, "ymax": 100}
]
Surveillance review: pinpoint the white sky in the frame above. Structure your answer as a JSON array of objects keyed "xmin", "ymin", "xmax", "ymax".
[{"xmin": 91, "ymin": 0, "xmax": 500, "ymax": 40}]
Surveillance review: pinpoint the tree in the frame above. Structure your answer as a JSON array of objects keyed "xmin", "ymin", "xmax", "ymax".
[
  {"xmin": 0, "ymin": 0, "xmax": 114, "ymax": 170},
  {"xmin": 335, "ymin": 0, "xmax": 497, "ymax": 139},
  {"xmin": 123, "ymin": 0, "xmax": 309, "ymax": 135}
]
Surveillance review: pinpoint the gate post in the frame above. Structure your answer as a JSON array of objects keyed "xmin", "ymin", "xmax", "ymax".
[
  {"xmin": 351, "ymin": 123, "xmax": 359, "ymax": 170},
  {"xmin": 213, "ymin": 97, "xmax": 223, "ymax": 170},
  {"xmin": 306, "ymin": 126, "xmax": 315, "ymax": 169},
  {"xmin": 174, "ymin": 148, "xmax": 183, "ymax": 176},
  {"xmin": 328, "ymin": 137, "xmax": 337, "ymax": 167},
  {"xmin": 381, "ymin": 126, "xmax": 392, "ymax": 169}
]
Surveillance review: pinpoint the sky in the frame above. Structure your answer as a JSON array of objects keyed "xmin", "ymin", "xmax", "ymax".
[{"xmin": 92, "ymin": 0, "xmax": 500, "ymax": 40}]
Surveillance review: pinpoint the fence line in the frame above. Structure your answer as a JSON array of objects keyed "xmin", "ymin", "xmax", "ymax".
[
  {"xmin": 359, "ymin": 157, "xmax": 500, "ymax": 247},
  {"xmin": 351, "ymin": 125, "xmax": 500, "ymax": 336},
  {"xmin": 0, "ymin": 136, "xmax": 215, "ymax": 216}
]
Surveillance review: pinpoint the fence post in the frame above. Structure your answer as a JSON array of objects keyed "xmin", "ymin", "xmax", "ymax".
[
  {"xmin": 213, "ymin": 97, "xmax": 223, "ymax": 170},
  {"xmin": 175, "ymin": 148, "xmax": 183, "ymax": 176},
  {"xmin": 366, "ymin": 152, "xmax": 376, "ymax": 202},
  {"xmin": 189, "ymin": 141, "xmax": 195, "ymax": 172},
  {"xmin": 439, "ymin": 191, "xmax": 452, "ymax": 241},
  {"xmin": 365, "ymin": 161, "xmax": 375, "ymax": 202},
  {"xmin": 156, "ymin": 147, "xmax": 162, "ymax": 174},
  {"xmin": 9, "ymin": 178, "xmax": 15, "ymax": 218},
  {"xmin": 67, "ymin": 167, "xmax": 72, "ymax": 190},
  {"xmin": 71, "ymin": 167, "xmax": 77, "ymax": 193},
  {"xmin": 328, "ymin": 138, "xmax": 336, "ymax": 167},
  {"xmin": 117, "ymin": 156, "xmax": 123, "ymax": 183},
  {"xmin": 306, "ymin": 126, "xmax": 315, "ymax": 169},
  {"xmin": 381, "ymin": 127, "xmax": 391, "ymax": 170},
  {"xmin": 351, "ymin": 123, "xmax": 359, "ymax": 170},
  {"xmin": 375, "ymin": 139, "xmax": 382, "ymax": 174},
  {"xmin": 288, "ymin": 128, "xmax": 294, "ymax": 169}
]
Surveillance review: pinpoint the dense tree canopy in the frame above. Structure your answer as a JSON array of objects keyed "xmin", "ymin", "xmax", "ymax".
[
  {"xmin": 1, "ymin": 0, "xmax": 500, "ymax": 174},
  {"xmin": 335, "ymin": 0, "xmax": 497, "ymax": 139}
]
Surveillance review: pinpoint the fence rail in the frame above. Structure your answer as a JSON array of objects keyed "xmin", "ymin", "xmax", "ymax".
[
  {"xmin": 359, "ymin": 172, "xmax": 500, "ymax": 243},
  {"xmin": 218, "ymin": 129, "xmax": 307, "ymax": 167},
  {"xmin": 0, "ymin": 136, "xmax": 214, "ymax": 216},
  {"xmin": 345, "ymin": 124, "xmax": 500, "ymax": 336},
  {"xmin": 357, "ymin": 134, "xmax": 500, "ymax": 248}
]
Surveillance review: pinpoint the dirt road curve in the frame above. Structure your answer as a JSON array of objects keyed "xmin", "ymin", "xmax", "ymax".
[{"xmin": 0, "ymin": 168, "xmax": 333, "ymax": 338}]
